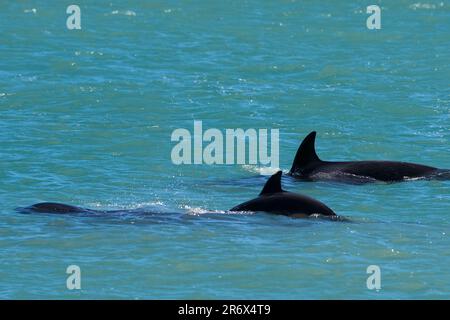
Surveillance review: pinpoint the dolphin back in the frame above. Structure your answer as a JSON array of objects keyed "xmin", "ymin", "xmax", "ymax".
[{"xmin": 230, "ymin": 170, "xmax": 336, "ymax": 216}]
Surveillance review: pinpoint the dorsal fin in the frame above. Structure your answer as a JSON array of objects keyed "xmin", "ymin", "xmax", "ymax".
[
  {"xmin": 289, "ymin": 131, "xmax": 321, "ymax": 174},
  {"xmin": 259, "ymin": 171, "xmax": 283, "ymax": 195}
]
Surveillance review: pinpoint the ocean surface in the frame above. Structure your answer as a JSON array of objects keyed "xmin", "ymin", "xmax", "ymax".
[{"xmin": 0, "ymin": 1, "xmax": 449, "ymax": 299}]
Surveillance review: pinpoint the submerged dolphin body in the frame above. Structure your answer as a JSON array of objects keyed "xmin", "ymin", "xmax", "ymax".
[
  {"xmin": 17, "ymin": 202, "xmax": 188, "ymax": 223},
  {"xmin": 288, "ymin": 131, "xmax": 449, "ymax": 183},
  {"xmin": 230, "ymin": 171, "xmax": 336, "ymax": 217}
]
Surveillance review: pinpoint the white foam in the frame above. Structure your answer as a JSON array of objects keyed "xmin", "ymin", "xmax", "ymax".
[
  {"xmin": 111, "ymin": 10, "xmax": 136, "ymax": 16},
  {"xmin": 409, "ymin": 2, "xmax": 444, "ymax": 10},
  {"xmin": 241, "ymin": 165, "xmax": 282, "ymax": 176}
]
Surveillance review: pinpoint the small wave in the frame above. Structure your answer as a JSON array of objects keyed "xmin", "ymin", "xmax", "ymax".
[
  {"xmin": 308, "ymin": 214, "xmax": 352, "ymax": 222},
  {"xmin": 182, "ymin": 205, "xmax": 228, "ymax": 216},
  {"xmin": 84, "ymin": 200, "xmax": 168, "ymax": 212},
  {"xmin": 409, "ymin": 2, "xmax": 444, "ymax": 10},
  {"xmin": 74, "ymin": 51, "xmax": 104, "ymax": 56},
  {"xmin": 110, "ymin": 10, "xmax": 136, "ymax": 16},
  {"xmin": 182, "ymin": 205, "xmax": 256, "ymax": 217},
  {"xmin": 24, "ymin": 8, "xmax": 37, "ymax": 14}
]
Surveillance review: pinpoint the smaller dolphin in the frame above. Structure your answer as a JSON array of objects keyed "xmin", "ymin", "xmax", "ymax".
[
  {"xmin": 230, "ymin": 171, "xmax": 336, "ymax": 217},
  {"xmin": 288, "ymin": 131, "xmax": 449, "ymax": 183}
]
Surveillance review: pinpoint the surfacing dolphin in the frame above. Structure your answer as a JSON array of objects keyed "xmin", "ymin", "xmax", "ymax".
[
  {"xmin": 230, "ymin": 171, "xmax": 336, "ymax": 217},
  {"xmin": 288, "ymin": 131, "xmax": 449, "ymax": 183}
]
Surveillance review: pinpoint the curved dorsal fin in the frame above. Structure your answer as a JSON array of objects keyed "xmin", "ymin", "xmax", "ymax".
[
  {"xmin": 289, "ymin": 131, "xmax": 321, "ymax": 174},
  {"xmin": 259, "ymin": 171, "xmax": 283, "ymax": 195}
]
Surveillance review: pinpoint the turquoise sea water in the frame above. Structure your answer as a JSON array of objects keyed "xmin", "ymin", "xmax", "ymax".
[{"xmin": 1, "ymin": 1, "xmax": 449, "ymax": 299}]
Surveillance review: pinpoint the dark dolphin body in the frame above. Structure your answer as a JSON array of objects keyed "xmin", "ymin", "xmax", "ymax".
[
  {"xmin": 230, "ymin": 171, "xmax": 336, "ymax": 217},
  {"xmin": 17, "ymin": 203, "xmax": 186, "ymax": 223},
  {"xmin": 19, "ymin": 202, "xmax": 124, "ymax": 215},
  {"xmin": 288, "ymin": 131, "xmax": 449, "ymax": 183}
]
